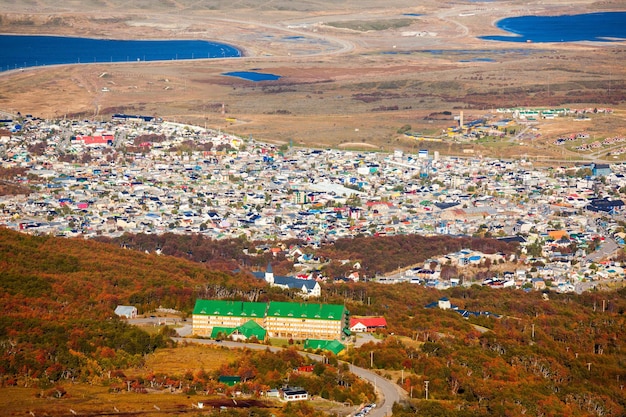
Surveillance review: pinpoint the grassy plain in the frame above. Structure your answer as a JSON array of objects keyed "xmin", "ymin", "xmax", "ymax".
[
  {"xmin": 0, "ymin": 345, "xmax": 248, "ymax": 417},
  {"xmin": 0, "ymin": 0, "xmax": 625, "ymax": 161},
  {"xmin": 141, "ymin": 344, "xmax": 240, "ymax": 376}
]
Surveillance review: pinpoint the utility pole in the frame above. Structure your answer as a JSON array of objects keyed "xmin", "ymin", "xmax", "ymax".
[{"xmin": 424, "ymin": 380, "xmax": 429, "ymax": 400}]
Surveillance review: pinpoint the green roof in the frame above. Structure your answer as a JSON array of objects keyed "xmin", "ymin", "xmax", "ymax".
[
  {"xmin": 209, "ymin": 322, "xmax": 267, "ymax": 341},
  {"xmin": 236, "ymin": 320, "xmax": 267, "ymax": 340},
  {"xmin": 303, "ymin": 339, "xmax": 345, "ymax": 355},
  {"xmin": 218, "ymin": 376, "xmax": 241, "ymax": 386},
  {"xmin": 193, "ymin": 300, "xmax": 267, "ymax": 318},
  {"xmin": 267, "ymin": 301, "xmax": 346, "ymax": 321},
  {"xmin": 210, "ymin": 327, "xmax": 235, "ymax": 338}
]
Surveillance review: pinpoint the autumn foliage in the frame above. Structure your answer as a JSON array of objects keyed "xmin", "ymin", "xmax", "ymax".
[
  {"xmin": 0, "ymin": 228, "xmax": 263, "ymax": 388},
  {"xmin": 1, "ymin": 227, "xmax": 625, "ymax": 417}
]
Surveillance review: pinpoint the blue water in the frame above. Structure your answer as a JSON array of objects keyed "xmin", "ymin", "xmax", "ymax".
[
  {"xmin": 222, "ymin": 71, "xmax": 281, "ymax": 81},
  {"xmin": 460, "ymin": 57, "xmax": 495, "ymax": 62},
  {"xmin": 481, "ymin": 12, "xmax": 626, "ymax": 43},
  {"xmin": 0, "ymin": 35, "xmax": 241, "ymax": 72}
]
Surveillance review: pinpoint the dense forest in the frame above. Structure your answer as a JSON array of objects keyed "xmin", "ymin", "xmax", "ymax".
[
  {"xmin": 96, "ymin": 232, "xmax": 519, "ymax": 278},
  {"xmin": 1, "ymin": 228, "xmax": 625, "ymax": 416},
  {"xmin": 344, "ymin": 284, "xmax": 626, "ymax": 417},
  {"xmin": 0, "ymin": 228, "xmax": 263, "ymax": 388}
]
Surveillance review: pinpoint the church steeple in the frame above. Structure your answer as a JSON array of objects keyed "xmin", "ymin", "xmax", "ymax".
[{"xmin": 265, "ymin": 262, "xmax": 274, "ymax": 284}]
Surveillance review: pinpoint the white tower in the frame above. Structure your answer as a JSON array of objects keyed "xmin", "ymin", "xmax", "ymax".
[{"xmin": 265, "ymin": 262, "xmax": 274, "ymax": 284}]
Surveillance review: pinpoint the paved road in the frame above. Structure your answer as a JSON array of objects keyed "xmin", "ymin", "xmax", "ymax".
[
  {"xmin": 172, "ymin": 338, "xmax": 403, "ymax": 417},
  {"xmin": 585, "ymin": 236, "xmax": 619, "ymax": 263},
  {"xmin": 347, "ymin": 363, "xmax": 401, "ymax": 417},
  {"xmin": 128, "ymin": 316, "xmax": 184, "ymax": 326}
]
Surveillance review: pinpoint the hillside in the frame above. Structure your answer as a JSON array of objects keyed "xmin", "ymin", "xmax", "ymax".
[
  {"xmin": 0, "ymin": 227, "xmax": 263, "ymax": 385},
  {"xmin": 342, "ymin": 283, "xmax": 626, "ymax": 416},
  {"xmin": 1, "ymin": 228, "xmax": 626, "ymax": 417},
  {"xmin": 97, "ymin": 232, "xmax": 519, "ymax": 279}
]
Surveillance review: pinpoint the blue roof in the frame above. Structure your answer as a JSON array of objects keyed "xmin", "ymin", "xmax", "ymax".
[{"xmin": 275, "ymin": 275, "xmax": 318, "ymax": 290}]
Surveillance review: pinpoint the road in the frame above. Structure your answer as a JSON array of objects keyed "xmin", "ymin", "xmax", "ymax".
[
  {"xmin": 172, "ymin": 337, "xmax": 403, "ymax": 417},
  {"xmin": 585, "ymin": 236, "xmax": 619, "ymax": 263},
  {"xmin": 347, "ymin": 363, "xmax": 402, "ymax": 417},
  {"xmin": 585, "ymin": 216, "xmax": 621, "ymax": 263}
]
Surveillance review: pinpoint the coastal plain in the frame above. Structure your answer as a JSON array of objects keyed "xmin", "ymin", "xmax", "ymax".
[{"xmin": 1, "ymin": 0, "xmax": 625, "ymax": 159}]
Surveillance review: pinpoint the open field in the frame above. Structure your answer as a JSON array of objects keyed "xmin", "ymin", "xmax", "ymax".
[
  {"xmin": 0, "ymin": 343, "xmax": 361, "ymax": 417},
  {"xmin": 0, "ymin": 345, "xmax": 277, "ymax": 417},
  {"xmin": 0, "ymin": 384, "xmax": 276, "ymax": 417},
  {"xmin": 140, "ymin": 344, "xmax": 240, "ymax": 375},
  {"xmin": 0, "ymin": 0, "xmax": 625, "ymax": 159}
]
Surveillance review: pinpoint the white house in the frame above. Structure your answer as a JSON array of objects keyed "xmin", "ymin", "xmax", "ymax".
[
  {"xmin": 438, "ymin": 297, "xmax": 452, "ymax": 310},
  {"xmin": 282, "ymin": 388, "xmax": 308, "ymax": 402},
  {"xmin": 114, "ymin": 305, "xmax": 138, "ymax": 319},
  {"xmin": 259, "ymin": 263, "xmax": 321, "ymax": 298}
]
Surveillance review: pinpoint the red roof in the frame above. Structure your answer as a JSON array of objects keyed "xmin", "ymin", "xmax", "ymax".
[
  {"xmin": 350, "ymin": 317, "xmax": 387, "ymax": 328},
  {"xmin": 75, "ymin": 135, "xmax": 113, "ymax": 145},
  {"xmin": 365, "ymin": 201, "xmax": 394, "ymax": 208}
]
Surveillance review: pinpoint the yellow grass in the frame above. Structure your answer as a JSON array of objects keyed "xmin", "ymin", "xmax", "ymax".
[
  {"xmin": 140, "ymin": 344, "xmax": 240, "ymax": 376},
  {"xmin": 0, "ymin": 345, "xmax": 242, "ymax": 416},
  {"xmin": 0, "ymin": 385, "xmax": 197, "ymax": 417}
]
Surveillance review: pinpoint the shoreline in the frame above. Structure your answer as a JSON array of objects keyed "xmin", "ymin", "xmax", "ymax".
[{"xmin": 0, "ymin": 33, "xmax": 244, "ymax": 73}]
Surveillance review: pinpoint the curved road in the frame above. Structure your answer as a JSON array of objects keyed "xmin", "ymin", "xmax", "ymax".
[
  {"xmin": 210, "ymin": 17, "xmax": 356, "ymax": 57},
  {"xmin": 173, "ymin": 337, "xmax": 402, "ymax": 417}
]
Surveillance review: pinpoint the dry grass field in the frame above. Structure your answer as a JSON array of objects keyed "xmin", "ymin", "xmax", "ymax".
[
  {"xmin": 0, "ymin": 344, "xmax": 253, "ymax": 417},
  {"xmin": 1, "ymin": 0, "xmax": 625, "ymax": 159},
  {"xmin": 140, "ymin": 344, "xmax": 240, "ymax": 376}
]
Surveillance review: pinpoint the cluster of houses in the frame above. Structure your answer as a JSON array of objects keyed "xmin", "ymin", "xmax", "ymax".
[
  {"xmin": 252, "ymin": 263, "xmax": 321, "ymax": 298},
  {"xmin": 1, "ymin": 114, "xmax": 625, "ymax": 292},
  {"xmin": 425, "ymin": 297, "xmax": 501, "ymax": 319},
  {"xmin": 379, "ymin": 239, "xmax": 625, "ymax": 292}
]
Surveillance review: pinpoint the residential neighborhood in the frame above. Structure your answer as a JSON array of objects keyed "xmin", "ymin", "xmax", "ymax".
[{"xmin": 1, "ymin": 113, "xmax": 625, "ymax": 295}]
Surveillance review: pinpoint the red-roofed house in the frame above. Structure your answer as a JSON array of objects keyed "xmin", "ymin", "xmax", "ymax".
[
  {"xmin": 349, "ymin": 317, "xmax": 387, "ymax": 333},
  {"xmin": 74, "ymin": 135, "xmax": 114, "ymax": 147}
]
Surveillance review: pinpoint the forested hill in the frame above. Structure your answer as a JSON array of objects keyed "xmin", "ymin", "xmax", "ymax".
[
  {"xmin": 2, "ymin": 227, "xmax": 626, "ymax": 417},
  {"xmin": 96, "ymin": 231, "xmax": 519, "ymax": 278},
  {"xmin": 0, "ymin": 227, "xmax": 263, "ymax": 385},
  {"xmin": 0, "ymin": 228, "xmax": 265, "ymax": 317}
]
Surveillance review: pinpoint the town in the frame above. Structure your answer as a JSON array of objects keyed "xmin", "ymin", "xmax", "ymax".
[{"xmin": 1, "ymin": 111, "xmax": 625, "ymax": 295}]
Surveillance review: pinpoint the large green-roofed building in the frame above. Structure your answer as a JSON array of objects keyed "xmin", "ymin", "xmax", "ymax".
[
  {"xmin": 192, "ymin": 300, "xmax": 349, "ymax": 340},
  {"xmin": 265, "ymin": 301, "xmax": 349, "ymax": 340}
]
